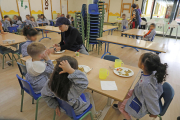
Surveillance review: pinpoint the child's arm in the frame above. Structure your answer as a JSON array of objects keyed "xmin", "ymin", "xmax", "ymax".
[
  {"xmin": 41, "ymin": 50, "xmax": 54, "ymax": 74},
  {"xmin": 142, "ymin": 83, "xmax": 160, "ymax": 116},
  {"xmin": 145, "ymin": 30, "xmax": 155, "ymax": 38},
  {"xmin": 41, "ymin": 81, "xmax": 59, "ymax": 109},
  {"xmin": 59, "ymin": 60, "xmax": 88, "ymax": 96}
]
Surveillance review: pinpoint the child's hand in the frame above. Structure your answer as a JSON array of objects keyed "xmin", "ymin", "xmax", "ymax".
[
  {"xmin": 149, "ymin": 114, "xmax": 157, "ymax": 118},
  {"xmin": 56, "ymin": 106, "xmax": 61, "ymax": 116},
  {"xmin": 59, "ymin": 60, "xmax": 75, "ymax": 74},
  {"xmin": 53, "ymin": 44, "xmax": 60, "ymax": 47},
  {"xmin": 41, "ymin": 51, "xmax": 50, "ymax": 61}
]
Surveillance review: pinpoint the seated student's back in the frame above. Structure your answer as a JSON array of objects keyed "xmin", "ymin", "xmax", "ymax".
[
  {"xmin": 21, "ymin": 26, "xmax": 38, "ymax": 57},
  {"xmin": 26, "ymin": 43, "xmax": 54, "ymax": 94},
  {"xmin": 41, "ymin": 56, "xmax": 91, "ymax": 115}
]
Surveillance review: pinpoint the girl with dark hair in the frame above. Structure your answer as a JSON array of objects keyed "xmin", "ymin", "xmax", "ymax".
[
  {"xmin": 21, "ymin": 25, "xmax": 38, "ymax": 57},
  {"xmin": 40, "ymin": 14, "xmax": 50, "ymax": 25},
  {"xmin": 41, "ymin": 56, "xmax": 99, "ymax": 118},
  {"xmin": 113, "ymin": 52, "xmax": 168, "ymax": 120},
  {"xmin": 16, "ymin": 16, "xmax": 23, "ymax": 29}
]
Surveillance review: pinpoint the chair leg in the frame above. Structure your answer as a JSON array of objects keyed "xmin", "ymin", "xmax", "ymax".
[
  {"xmin": 79, "ymin": 111, "xmax": 93, "ymax": 120},
  {"xmin": 32, "ymin": 97, "xmax": 34, "ymax": 104},
  {"xmin": 53, "ymin": 110, "xmax": 56, "ymax": 120},
  {"xmin": 35, "ymin": 97, "xmax": 42, "ymax": 120},
  {"xmin": 7, "ymin": 53, "xmax": 12, "ymax": 60},
  {"xmin": 2, "ymin": 54, "xmax": 5, "ymax": 69},
  {"xmin": 20, "ymin": 90, "xmax": 24, "ymax": 112},
  {"xmin": 158, "ymin": 115, "xmax": 162, "ymax": 120}
]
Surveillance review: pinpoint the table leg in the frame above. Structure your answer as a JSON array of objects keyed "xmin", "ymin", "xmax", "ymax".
[
  {"xmin": 176, "ymin": 27, "xmax": 178, "ymax": 40},
  {"xmin": 101, "ymin": 42, "xmax": 111, "ymax": 59},
  {"xmin": 39, "ymin": 30, "xmax": 51, "ymax": 42},
  {"xmin": 111, "ymin": 30, "xmax": 113, "ymax": 35},
  {"xmin": 108, "ymin": 30, "xmax": 110, "ymax": 35},
  {"xmin": 97, "ymin": 98, "xmax": 114, "ymax": 120}
]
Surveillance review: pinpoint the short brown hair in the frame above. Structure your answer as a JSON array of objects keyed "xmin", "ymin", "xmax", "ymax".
[
  {"xmin": 122, "ymin": 14, "xmax": 126, "ymax": 16},
  {"xmin": 27, "ymin": 43, "xmax": 46, "ymax": 58}
]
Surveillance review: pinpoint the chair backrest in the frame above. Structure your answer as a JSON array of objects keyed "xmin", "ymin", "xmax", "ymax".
[
  {"xmin": 50, "ymin": 21, "xmax": 54, "ymax": 26},
  {"xmin": 16, "ymin": 74, "xmax": 37, "ymax": 98},
  {"xmin": 151, "ymin": 33, "xmax": 156, "ymax": 41},
  {"xmin": 18, "ymin": 42, "xmax": 26, "ymax": 54},
  {"xmin": 8, "ymin": 26, "xmax": 18, "ymax": 33},
  {"xmin": 56, "ymin": 93, "xmax": 86, "ymax": 119},
  {"xmin": 17, "ymin": 62, "xmax": 27, "ymax": 77},
  {"xmin": 104, "ymin": 55, "xmax": 119, "ymax": 62},
  {"xmin": 88, "ymin": 4, "xmax": 99, "ymax": 14},
  {"xmin": 159, "ymin": 82, "xmax": 175, "ymax": 116}
]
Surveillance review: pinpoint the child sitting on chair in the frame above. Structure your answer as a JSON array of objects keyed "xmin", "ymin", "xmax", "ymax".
[
  {"xmin": 113, "ymin": 52, "xmax": 168, "ymax": 120},
  {"xmin": 143, "ymin": 23, "xmax": 156, "ymax": 41},
  {"xmin": 26, "ymin": 42, "xmax": 54, "ymax": 94},
  {"xmin": 121, "ymin": 14, "xmax": 128, "ymax": 37},
  {"xmin": 41, "ymin": 56, "xmax": 101, "ymax": 119},
  {"xmin": 21, "ymin": 25, "xmax": 38, "ymax": 57}
]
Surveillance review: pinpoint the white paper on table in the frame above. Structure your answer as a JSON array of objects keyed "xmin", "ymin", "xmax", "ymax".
[{"xmin": 100, "ymin": 81, "xmax": 118, "ymax": 90}]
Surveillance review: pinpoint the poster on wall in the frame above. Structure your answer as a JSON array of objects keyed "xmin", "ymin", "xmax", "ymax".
[
  {"xmin": 43, "ymin": 0, "xmax": 52, "ymax": 20},
  {"xmin": 18, "ymin": 1, "xmax": 30, "ymax": 21}
]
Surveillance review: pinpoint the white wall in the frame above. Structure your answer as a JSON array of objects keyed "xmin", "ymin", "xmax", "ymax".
[
  {"xmin": 52, "ymin": 0, "xmax": 61, "ymax": 14},
  {"xmin": 61, "ymin": 0, "xmax": 67, "ymax": 16}
]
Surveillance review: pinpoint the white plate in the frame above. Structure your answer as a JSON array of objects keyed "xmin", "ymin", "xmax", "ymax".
[
  {"xmin": 113, "ymin": 67, "xmax": 134, "ymax": 77},
  {"xmin": 78, "ymin": 65, "xmax": 91, "ymax": 73},
  {"xmin": 55, "ymin": 50, "xmax": 65, "ymax": 54}
]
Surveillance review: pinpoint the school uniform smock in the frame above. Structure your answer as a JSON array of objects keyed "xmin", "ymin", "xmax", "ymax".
[
  {"xmin": 121, "ymin": 19, "xmax": 128, "ymax": 32},
  {"xmin": 16, "ymin": 20, "xmax": 22, "ymax": 29},
  {"xmin": 41, "ymin": 70, "xmax": 91, "ymax": 115},
  {"xmin": 25, "ymin": 19, "xmax": 31, "ymax": 25},
  {"xmin": 26, "ymin": 59, "xmax": 54, "ymax": 94},
  {"xmin": 21, "ymin": 40, "xmax": 33, "ymax": 57},
  {"xmin": 125, "ymin": 72, "xmax": 163, "ymax": 119}
]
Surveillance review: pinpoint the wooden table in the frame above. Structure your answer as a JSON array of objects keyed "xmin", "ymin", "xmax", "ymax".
[
  {"xmin": 97, "ymin": 35, "xmax": 166, "ymax": 58},
  {"xmin": 35, "ymin": 26, "xmax": 61, "ymax": 42},
  {"xmin": 122, "ymin": 29, "xmax": 148, "ymax": 37},
  {"xmin": 103, "ymin": 25, "xmax": 118, "ymax": 35},
  {"xmin": 21, "ymin": 50, "xmax": 140, "ymax": 119},
  {"xmin": 0, "ymin": 33, "xmax": 26, "ymax": 47},
  {"xmin": 21, "ymin": 50, "xmax": 140, "ymax": 102}
]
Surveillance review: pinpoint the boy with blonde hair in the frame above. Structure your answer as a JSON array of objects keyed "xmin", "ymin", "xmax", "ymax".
[{"xmin": 26, "ymin": 42, "xmax": 54, "ymax": 94}]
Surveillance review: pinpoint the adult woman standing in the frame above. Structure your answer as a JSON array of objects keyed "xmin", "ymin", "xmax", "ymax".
[{"xmin": 51, "ymin": 17, "xmax": 89, "ymax": 55}]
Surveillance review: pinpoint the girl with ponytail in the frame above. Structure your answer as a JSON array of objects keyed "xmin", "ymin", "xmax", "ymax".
[
  {"xmin": 21, "ymin": 25, "xmax": 38, "ymax": 57},
  {"xmin": 113, "ymin": 52, "xmax": 168, "ymax": 120}
]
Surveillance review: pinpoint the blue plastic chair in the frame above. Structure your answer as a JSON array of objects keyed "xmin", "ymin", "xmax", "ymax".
[
  {"xmin": 137, "ymin": 82, "xmax": 175, "ymax": 120},
  {"xmin": 89, "ymin": 4, "xmax": 100, "ymax": 15},
  {"xmin": 53, "ymin": 93, "xmax": 93, "ymax": 120},
  {"xmin": 8, "ymin": 26, "xmax": 18, "ymax": 33},
  {"xmin": 16, "ymin": 74, "xmax": 42, "ymax": 120},
  {"xmin": 17, "ymin": 62, "xmax": 27, "ymax": 79},
  {"xmin": 151, "ymin": 33, "xmax": 156, "ymax": 41},
  {"xmin": 50, "ymin": 20, "xmax": 54, "ymax": 26},
  {"xmin": 103, "ymin": 55, "xmax": 119, "ymax": 62}
]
